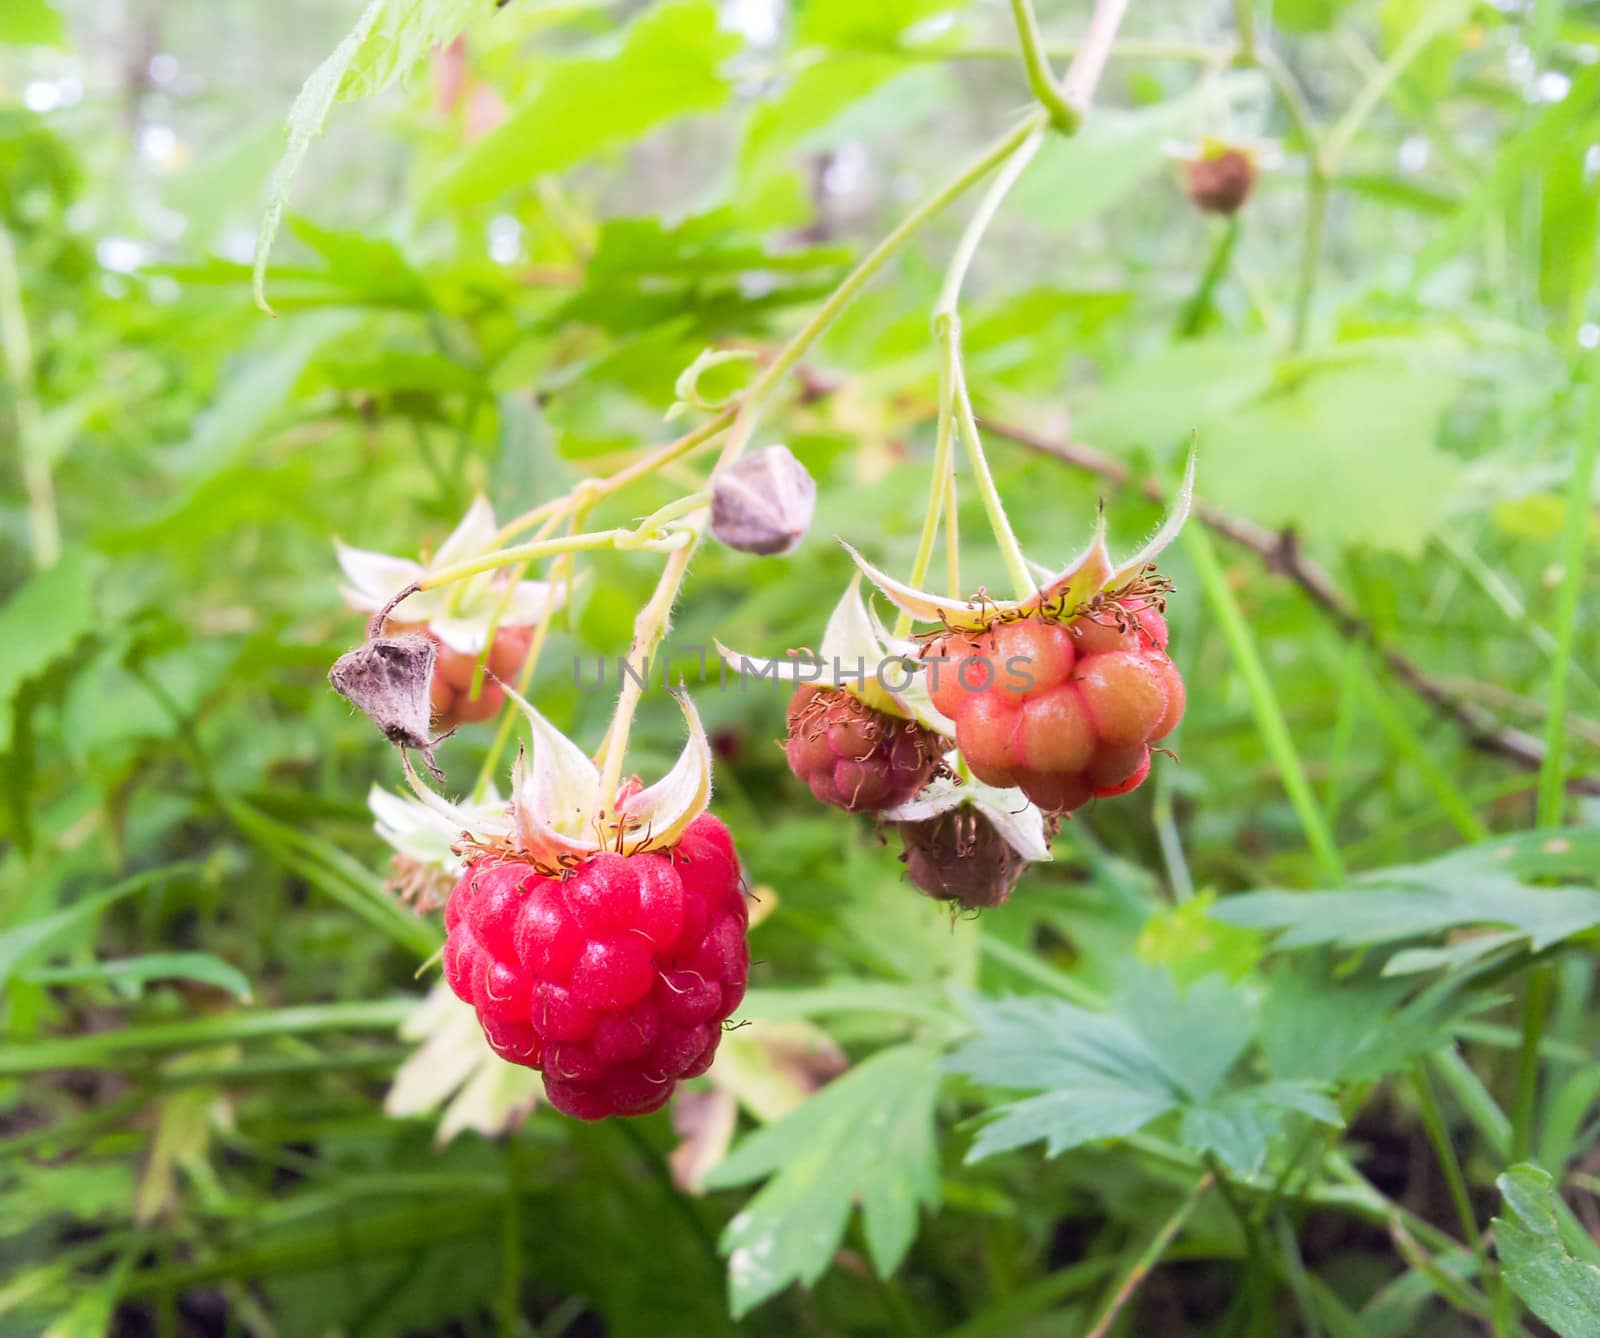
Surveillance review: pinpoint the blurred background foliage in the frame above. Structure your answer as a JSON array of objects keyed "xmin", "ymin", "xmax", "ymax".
[{"xmin": 2, "ymin": 0, "xmax": 1600, "ymax": 1334}]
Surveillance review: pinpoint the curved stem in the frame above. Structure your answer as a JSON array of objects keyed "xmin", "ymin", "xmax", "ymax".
[
  {"xmin": 596, "ymin": 532, "xmax": 700, "ymax": 805},
  {"xmin": 893, "ymin": 345, "xmax": 958, "ymax": 640},
  {"xmin": 714, "ymin": 111, "xmax": 1048, "ymax": 474},
  {"xmin": 414, "ymin": 528, "xmax": 631, "ymax": 596},
  {"xmin": 1009, "ymin": 0, "xmax": 1078, "ymax": 132},
  {"xmin": 492, "ymin": 410, "xmax": 733, "ymax": 546},
  {"xmin": 950, "ymin": 350, "xmax": 1034, "ymax": 601},
  {"xmin": 595, "ymin": 111, "xmax": 1050, "ymax": 788}
]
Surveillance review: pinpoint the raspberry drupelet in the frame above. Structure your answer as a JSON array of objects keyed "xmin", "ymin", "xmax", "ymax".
[
  {"xmin": 783, "ymin": 685, "xmax": 941, "ymax": 813},
  {"xmin": 924, "ymin": 604, "xmax": 1184, "ymax": 815},
  {"xmin": 442, "ymin": 812, "xmax": 748, "ymax": 1119}
]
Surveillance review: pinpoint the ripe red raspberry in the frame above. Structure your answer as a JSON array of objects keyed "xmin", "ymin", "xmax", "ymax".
[
  {"xmin": 441, "ymin": 813, "xmax": 749, "ymax": 1120},
  {"xmin": 898, "ymin": 807, "xmax": 1026, "ymax": 909},
  {"xmin": 924, "ymin": 605, "xmax": 1183, "ymax": 815},
  {"xmin": 784, "ymin": 685, "xmax": 941, "ymax": 812},
  {"xmin": 385, "ymin": 619, "xmax": 533, "ymax": 728}
]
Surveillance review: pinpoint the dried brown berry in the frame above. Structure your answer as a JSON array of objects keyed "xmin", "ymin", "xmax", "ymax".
[
  {"xmin": 1185, "ymin": 148, "xmax": 1256, "ymax": 216},
  {"xmin": 898, "ymin": 807, "xmax": 1027, "ymax": 910},
  {"xmin": 329, "ymin": 633, "xmax": 448, "ymax": 780},
  {"xmin": 711, "ymin": 444, "xmax": 816, "ymax": 556}
]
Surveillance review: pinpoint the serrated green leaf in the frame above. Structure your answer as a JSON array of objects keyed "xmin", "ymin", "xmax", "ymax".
[
  {"xmin": 254, "ymin": 0, "xmax": 482, "ymax": 310},
  {"xmin": 1213, "ymin": 826, "xmax": 1600, "ymax": 956},
  {"xmin": 1119, "ymin": 969, "xmax": 1255, "ymax": 1102},
  {"xmin": 436, "ymin": 1, "xmax": 738, "ymax": 207},
  {"xmin": 1259, "ymin": 968, "xmax": 1457, "ymax": 1085},
  {"xmin": 0, "ymin": 547, "xmax": 97, "ymax": 754},
  {"xmin": 1493, "ymin": 1164, "xmax": 1600, "ymax": 1337},
  {"xmin": 1180, "ymin": 1081, "xmax": 1342, "ymax": 1178},
  {"xmin": 704, "ymin": 1044, "xmax": 941, "ymax": 1316}
]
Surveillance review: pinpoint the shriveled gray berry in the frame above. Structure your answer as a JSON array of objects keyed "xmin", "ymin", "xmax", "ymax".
[
  {"xmin": 329, "ymin": 633, "xmax": 447, "ymax": 780},
  {"xmin": 710, "ymin": 444, "xmax": 816, "ymax": 556}
]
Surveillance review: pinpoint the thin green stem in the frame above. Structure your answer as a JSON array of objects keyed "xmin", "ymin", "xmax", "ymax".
[
  {"xmin": 1320, "ymin": 0, "xmax": 1473, "ymax": 169},
  {"xmin": 1412, "ymin": 1059, "xmax": 1489, "ymax": 1272},
  {"xmin": 1183, "ymin": 524, "xmax": 1345, "ymax": 883},
  {"xmin": 1008, "ymin": 0, "xmax": 1078, "ymax": 132},
  {"xmin": 1292, "ymin": 175, "xmax": 1329, "ymax": 351},
  {"xmin": 936, "ymin": 126, "xmax": 1046, "ymax": 319},
  {"xmin": 715, "ymin": 111, "xmax": 1048, "ymax": 473},
  {"xmin": 1537, "ymin": 355, "xmax": 1600, "ymax": 825},
  {"xmin": 893, "ymin": 121, "xmax": 1046, "ymax": 627},
  {"xmin": 894, "ymin": 342, "xmax": 958, "ymax": 640},
  {"xmin": 415, "ymin": 529, "xmax": 632, "ymax": 596},
  {"xmin": 1083, "ymin": 1174, "xmax": 1212, "ymax": 1338},
  {"xmin": 0, "ymin": 224, "xmax": 60, "ymax": 567},
  {"xmin": 1175, "ymin": 215, "xmax": 1240, "ymax": 337},
  {"xmin": 951, "ymin": 352, "xmax": 1035, "ymax": 601},
  {"xmin": 1231, "ymin": 0, "xmax": 1257, "ymax": 59},
  {"xmin": 596, "ymin": 534, "xmax": 699, "ymax": 805},
  {"xmin": 596, "ymin": 111, "xmax": 1052, "ymax": 795},
  {"xmin": 1511, "ymin": 964, "xmax": 1554, "ymax": 1164}
]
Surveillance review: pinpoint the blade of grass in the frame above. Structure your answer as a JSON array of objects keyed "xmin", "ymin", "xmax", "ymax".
[
  {"xmin": 1183, "ymin": 524, "xmax": 1345, "ymax": 884},
  {"xmin": 0, "ymin": 1000, "xmax": 414, "ymax": 1075}
]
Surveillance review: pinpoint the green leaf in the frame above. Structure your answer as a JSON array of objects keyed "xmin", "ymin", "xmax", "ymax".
[
  {"xmin": 0, "ymin": 0, "xmax": 65, "ymax": 46},
  {"xmin": 793, "ymin": 0, "xmax": 965, "ymax": 48},
  {"xmin": 1213, "ymin": 828, "xmax": 1600, "ymax": 958},
  {"xmin": 1071, "ymin": 338, "xmax": 1276, "ymax": 461},
  {"xmin": 1202, "ymin": 362, "xmax": 1460, "ymax": 555},
  {"xmin": 166, "ymin": 311, "xmax": 360, "ymax": 483},
  {"xmin": 0, "ymin": 548, "xmax": 97, "ymax": 754},
  {"xmin": 1273, "ymin": 0, "xmax": 1350, "ymax": 32},
  {"xmin": 703, "ymin": 1044, "xmax": 941, "ymax": 1316},
  {"xmin": 1011, "ymin": 77, "xmax": 1251, "ymax": 230},
  {"xmin": 490, "ymin": 393, "xmax": 572, "ymax": 519},
  {"xmin": 1180, "ymin": 1081, "xmax": 1342, "ymax": 1177},
  {"xmin": 435, "ymin": 1, "xmax": 738, "ymax": 207},
  {"xmin": 25, "ymin": 952, "xmax": 254, "ymax": 1002},
  {"xmin": 947, "ymin": 995, "xmax": 1180, "ymax": 1160},
  {"xmin": 0, "ymin": 863, "xmax": 205, "ymax": 993},
  {"xmin": 1119, "ymin": 969, "xmax": 1255, "ymax": 1102},
  {"xmin": 254, "ymin": 0, "xmax": 482, "ymax": 310},
  {"xmin": 1493, "ymin": 1164, "xmax": 1600, "ymax": 1337}
]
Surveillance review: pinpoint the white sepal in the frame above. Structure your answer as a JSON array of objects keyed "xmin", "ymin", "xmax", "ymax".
[
  {"xmin": 884, "ymin": 755, "xmax": 1052, "ymax": 863},
  {"xmin": 864, "ymin": 600, "xmax": 952, "ymax": 738},
  {"xmin": 430, "ymin": 494, "xmax": 500, "ymax": 569},
  {"xmin": 614, "ymin": 691, "xmax": 714, "ymax": 854},
  {"xmin": 401, "ymin": 753, "xmax": 516, "ymax": 845},
  {"xmin": 335, "ymin": 541, "xmax": 429, "ymax": 615},
  {"xmin": 840, "ymin": 541, "xmax": 1003, "ymax": 628},
  {"xmin": 369, "ymin": 783, "xmax": 503, "ymax": 874},
  {"xmin": 503, "ymin": 682, "xmax": 606, "ymax": 862},
  {"xmin": 1109, "ymin": 451, "xmax": 1196, "ymax": 587},
  {"xmin": 386, "ymin": 983, "xmax": 541, "ymax": 1144}
]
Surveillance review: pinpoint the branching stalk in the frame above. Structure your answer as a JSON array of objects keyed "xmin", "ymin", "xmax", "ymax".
[{"xmin": 1008, "ymin": 0, "xmax": 1078, "ymax": 132}]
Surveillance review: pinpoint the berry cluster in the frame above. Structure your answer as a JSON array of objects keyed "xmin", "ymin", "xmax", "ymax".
[
  {"xmin": 924, "ymin": 604, "xmax": 1184, "ymax": 815},
  {"xmin": 385, "ymin": 619, "xmax": 533, "ymax": 728},
  {"xmin": 442, "ymin": 813, "xmax": 748, "ymax": 1119},
  {"xmin": 783, "ymin": 685, "xmax": 941, "ymax": 813}
]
